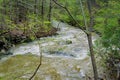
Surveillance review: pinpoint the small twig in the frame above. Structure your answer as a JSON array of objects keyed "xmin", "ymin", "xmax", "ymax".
[
  {"xmin": 29, "ymin": 63, "xmax": 42, "ymax": 80},
  {"xmin": 29, "ymin": 0, "xmax": 44, "ymax": 79},
  {"xmin": 28, "ymin": 29, "xmax": 42, "ymax": 80}
]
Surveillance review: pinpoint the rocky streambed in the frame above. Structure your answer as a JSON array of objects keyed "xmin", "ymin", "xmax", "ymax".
[{"xmin": 0, "ymin": 21, "xmax": 99, "ymax": 80}]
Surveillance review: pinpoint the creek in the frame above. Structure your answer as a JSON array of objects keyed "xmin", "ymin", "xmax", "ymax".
[
  {"xmin": 10, "ymin": 21, "xmax": 97, "ymax": 59},
  {"xmin": 0, "ymin": 21, "xmax": 99, "ymax": 80}
]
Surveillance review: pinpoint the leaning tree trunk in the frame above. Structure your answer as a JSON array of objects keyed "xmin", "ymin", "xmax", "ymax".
[
  {"xmin": 87, "ymin": 0, "xmax": 98, "ymax": 80},
  {"xmin": 87, "ymin": 33, "xmax": 98, "ymax": 80}
]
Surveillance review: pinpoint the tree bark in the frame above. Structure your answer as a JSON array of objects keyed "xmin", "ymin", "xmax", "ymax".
[
  {"xmin": 87, "ymin": 34, "xmax": 98, "ymax": 80},
  {"xmin": 48, "ymin": 0, "xmax": 52, "ymax": 21},
  {"xmin": 41, "ymin": 0, "xmax": 44, "ymax": 21},
  {"xmin": 87, "ymin": 0, "xmax": 98, "ymax": 80},
  {"xmin": 34, "ymin": 0, "xmax": 37, "ymax": 14}
]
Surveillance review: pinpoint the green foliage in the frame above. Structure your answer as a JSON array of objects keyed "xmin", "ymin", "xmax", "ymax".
[
  {"xmin": 94, "ymin": 1, "xmax": 120, "ymax": 48},
  {"xmin": 93, "ymin": 1, "xmax": 120, "ymax": 79},
  {"xmin": 5, "ymin": 19, "xmax": 16, "ymax": 29},
  {"xmin": 0, "ymin": 0, "xmax": 57, "ymax": 51}
]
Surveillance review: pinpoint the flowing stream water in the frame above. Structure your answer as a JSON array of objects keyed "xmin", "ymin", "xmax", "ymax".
[
  {"xmin": 1, "ymin": 21, "xmax": 99, "ymax": 80},
  {"xmin": 10, "ymin": 21, "xmax": 97, "ymax": 59}
]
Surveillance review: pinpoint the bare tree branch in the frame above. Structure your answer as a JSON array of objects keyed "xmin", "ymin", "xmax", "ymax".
[
  {"xmin": 29, "ymin": 25, "xmax": 43, "ymax": 80},
  {"xmin": 52, "ymin": 0, "xmax": 87, "ymax": 34},
  {"xmin": 29, "ymin": 0, "xmax": 43, "ymax": 79}
]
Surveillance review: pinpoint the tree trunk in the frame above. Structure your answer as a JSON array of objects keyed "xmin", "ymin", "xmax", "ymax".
[
  {"xmin": 41, "ymin": 0, "xmax": 44, "ymax": 22},
  {"xmin": 16, "ymin": 0, "xmax": 19, "ymax": 24},
  {"xmin": 34, "ymin": 0, "xmax": 38, "ymax": 14},
  {"xmin": 87, "ymin": 0, "xmax": 98, "ymax": 80},
  {"xmin": 87, "ymin": 34, "xmax": 98, "ymax": 80},
  {"xmin": 48, "ymin": 0, "xmax": 52, "ymax": 21}
]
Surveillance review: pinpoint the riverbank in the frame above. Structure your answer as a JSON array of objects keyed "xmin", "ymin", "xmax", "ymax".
[{"xmin": 0, "ymin": 23, "xmax": 58, "ymax": 58}]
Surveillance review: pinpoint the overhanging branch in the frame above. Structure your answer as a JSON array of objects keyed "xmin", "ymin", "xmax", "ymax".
[{"xmin": 52, "ymin": 0, "xmax": 87, "ymax": 34}]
